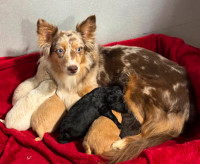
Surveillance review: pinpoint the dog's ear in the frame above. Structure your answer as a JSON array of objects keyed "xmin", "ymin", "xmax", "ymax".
[
  {"xmin": 76, "ymin": 15, "xmax": 96, "ymax": 42},
  {"xmin": 37, "ymin": 19, "xmax": 58, "ymax": 47}
]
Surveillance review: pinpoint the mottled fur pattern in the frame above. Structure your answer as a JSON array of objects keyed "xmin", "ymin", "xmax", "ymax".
[{"xmin": 97, "ymin": 45, "xmax": 195, "ymax": 163}]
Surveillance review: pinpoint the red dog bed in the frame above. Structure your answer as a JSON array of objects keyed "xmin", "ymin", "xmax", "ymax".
[{"xmin": 0, "ymin": 34, "xmax": 200, "ymax": 164}]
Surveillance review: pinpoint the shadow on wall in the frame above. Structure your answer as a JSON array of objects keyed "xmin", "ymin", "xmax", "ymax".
[
  {"xmin": 96, "ymin": 0, "xmax": 200, "ymax": 48},
  {"xmin": 6, "ymin": 16, "xmax": 75, "ymax": 57},
  {"xmin": 142, "ymin": 0, "xmax": 200, "ymax": 48}
]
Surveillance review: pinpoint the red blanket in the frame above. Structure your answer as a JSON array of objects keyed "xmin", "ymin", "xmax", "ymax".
[{"xmin": 1, "ymin": 34, "xmax": 200, "ymax": 164}]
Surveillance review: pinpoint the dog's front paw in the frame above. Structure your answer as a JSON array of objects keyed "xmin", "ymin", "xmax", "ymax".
[{"xmin": 111, "ymin": 139, "xmax": 126, "ymax": 150}]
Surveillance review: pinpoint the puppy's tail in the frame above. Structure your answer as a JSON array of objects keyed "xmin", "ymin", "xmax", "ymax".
[
  {"xmin": 102, "ymin": 134, "xmax": 173, "ymax": 163},
  {"xmin": 0, "ymin": 119, "xmax": 5, "ymax": 124}
]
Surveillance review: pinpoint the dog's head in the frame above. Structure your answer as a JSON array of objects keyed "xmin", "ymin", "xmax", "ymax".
[{"xmin": 37, "ymin": 15, "xmax": 97, "ymax": 76}]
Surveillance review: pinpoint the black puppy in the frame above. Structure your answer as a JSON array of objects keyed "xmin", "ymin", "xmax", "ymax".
[
  {"xmin": 58, "ymin": 86, "xmax": 127, "ymax": 143},
  {"xmin": 120, "ymin": 112, "xmax": 141, "ymax": 138}
]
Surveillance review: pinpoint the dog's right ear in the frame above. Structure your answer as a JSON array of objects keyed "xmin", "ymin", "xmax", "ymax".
[{"xmin": 37, "ymin": 19, "xmax": 58, "ymax": 47}]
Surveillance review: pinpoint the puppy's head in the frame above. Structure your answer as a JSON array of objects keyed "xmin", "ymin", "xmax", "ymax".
[
  {"xmin": 37, "ymin": 15, "xmax": 96, "ymax": 76},
  {"xmin": 58, "ymin": 126, "xmax": 84, "ymax": 143},
  {"xmin": 107, "ymin": 86, "xmax": 126, "ymax": 112},
  {"xmin": 58, "ymin": 129, "xmax": 73, "ymax": 143}
]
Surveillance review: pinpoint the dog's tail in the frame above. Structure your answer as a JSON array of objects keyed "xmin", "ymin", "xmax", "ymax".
[
  {"xmin": 102, "ymin": 133, "xmax": 173, "ymax": 164},
  {"xmin": 0, "ymin": 119, "xmax": 5, "ymax": 124}
]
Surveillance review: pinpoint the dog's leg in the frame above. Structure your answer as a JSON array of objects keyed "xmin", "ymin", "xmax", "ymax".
[{"xmin": 123, "ymin": 75, "xmax": 144, "ymax": 124}]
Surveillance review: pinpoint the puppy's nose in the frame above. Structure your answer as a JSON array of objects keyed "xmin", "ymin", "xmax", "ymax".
[{"xmin": 68, "ymin": 65, "xmax": 78, "ymax": 73}]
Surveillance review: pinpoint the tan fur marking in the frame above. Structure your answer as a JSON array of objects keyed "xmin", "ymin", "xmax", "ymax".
[
  {"xmin": 61, "ymin": 42, "xmax": 68, "ymax": 50},
  {"xmin": 124, "ymin": 75, "xmax": 144, "ymax": 124},
  {"xmin": 78, "ymin": 85, "xmax": 95, "ymax": 97}
]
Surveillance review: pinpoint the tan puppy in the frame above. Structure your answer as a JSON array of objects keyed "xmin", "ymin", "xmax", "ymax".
[
  {"xmin": 31, "ymin": 94, "xmax": 66, "ymax": 141},
  {"xmin": 82, "ymin": 111, "xmax": 121, "ymax": 155}
]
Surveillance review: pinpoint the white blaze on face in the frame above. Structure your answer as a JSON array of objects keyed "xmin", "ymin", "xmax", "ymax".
[{"xmin": 65, "ymin": 39, "xmax": 80, "ymax": 75}]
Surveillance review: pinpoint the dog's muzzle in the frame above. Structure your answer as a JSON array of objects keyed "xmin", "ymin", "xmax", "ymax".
[{"xmin": 67, "ymin": 65, "xmax": 78, "ymax": 74}]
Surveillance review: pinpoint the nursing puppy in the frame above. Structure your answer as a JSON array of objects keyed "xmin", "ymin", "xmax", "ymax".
[
  {"xmin": 58, "ymin": 86, "xmax": 126, "ymax": 143},
  {"xmin": 31, "ymin": 94, "xmax": 65, "ymax": 141},
  {"xmin": 120, "ymin": 112, "xmax": 141, "ymax": 138},
  {"xmin": 83, "ymin": 111, "xmax": 122, "ymax": 155},
  {"xmin": 83, "ymin": 111, "xmax": 141, "ymax": 155},
  {"xmin": 5, "ymin": 80, "xmax": 56, "ymax": 131}
]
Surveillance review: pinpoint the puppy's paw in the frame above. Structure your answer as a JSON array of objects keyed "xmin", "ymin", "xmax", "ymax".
[
  {"xmin": 35, "ymin": 137, "xmax": 42, "ymax": 141},
  {"xmin": 0, "ymin": 119, "xmax": 5, "ymax": 124},
  {"xmin": 111, "ymin": 139, "xmax": 126, "ymax": 150}
]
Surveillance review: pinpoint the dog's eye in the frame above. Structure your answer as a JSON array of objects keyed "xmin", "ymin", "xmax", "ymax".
[
  {"xmin": 56, "ymin": 48, "xmax": 64, "ymax": 54},
  {"xmin": 77, "ymin": 47, "xmax": 81, "ymax": 52}
]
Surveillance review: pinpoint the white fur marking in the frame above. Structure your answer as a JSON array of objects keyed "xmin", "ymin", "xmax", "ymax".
[
  {"xmin": 173, "ymin": 83, "xmax": 180, "ymax": 91},
  {"xmin": 142, "ymin": 55, "xmax": 149, "ymax": 61},
  {"xmin": 170, "ymin": 66, "xmax": 183, "ymax": 74},
  {"xmin": 56, "ymin": 88, "xmax": 80, "ymax": 110},
  {"xmin": 158, "ymin": 54, "xmax": 167, "ymax": 61},
  {"xmin": 143, "ymin": 87, "xmax": 155, "ymax": 95},
  {"xmin": 112, "ymin": 139, "xmax": 126, "ymax": 150}
]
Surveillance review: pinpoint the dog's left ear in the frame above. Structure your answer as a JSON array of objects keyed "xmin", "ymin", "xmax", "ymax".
[{"xmin": 76, "ymin": 15, "xmax": 96, "ymax": 42}]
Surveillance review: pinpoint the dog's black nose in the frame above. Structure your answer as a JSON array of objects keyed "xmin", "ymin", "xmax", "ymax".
[{"xmin": 68, "ymin": 65, "xmax": 78, "ymax": 73}]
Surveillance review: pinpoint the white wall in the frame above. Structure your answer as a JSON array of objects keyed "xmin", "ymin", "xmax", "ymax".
[{"xmin": 0, "ymin": 0, "xmax": 199, "ymax": 57}]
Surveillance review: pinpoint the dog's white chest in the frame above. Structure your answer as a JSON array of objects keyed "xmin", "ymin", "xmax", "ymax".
[{"xmin": 56, "ymin": 88, "xmax": 81, "ymax": 110}]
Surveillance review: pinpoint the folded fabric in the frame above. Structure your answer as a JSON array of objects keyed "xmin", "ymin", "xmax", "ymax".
[{"xmin": 0, "ymin": 34, "xmax": 200, "ymax": 164}]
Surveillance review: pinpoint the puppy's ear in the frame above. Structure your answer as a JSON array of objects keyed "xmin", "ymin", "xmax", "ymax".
[
  {"xmin": 76, "ymin": 15, "xmax": 96, "ymax": 42},
  {"xmin": 37, "ymin": 19, "xmax": 58, "ymax": 47}
]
